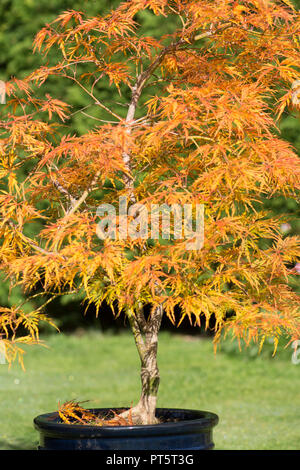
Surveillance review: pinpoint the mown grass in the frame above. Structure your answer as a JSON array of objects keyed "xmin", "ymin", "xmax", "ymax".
[{"xmin": 0, "ymin": 330, "xmax": 299, "ymax": 450}]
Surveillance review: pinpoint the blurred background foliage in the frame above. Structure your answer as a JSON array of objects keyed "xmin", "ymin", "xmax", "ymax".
[{"xmin": 0, "ymin": 0, "xmax": 299, "ymax": 335}]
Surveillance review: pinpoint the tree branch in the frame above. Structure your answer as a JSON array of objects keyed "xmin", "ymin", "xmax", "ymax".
[
  {"xmin": 65, "ymin": 169, "xmax": 101, "ymax": 217},
  {"xmin": 122, "ymin": 21, "xmax": 234, "ymax": 188},
  {"xmin": 65, "ymin": 75, "xmax": 123, "ymax": 121}
]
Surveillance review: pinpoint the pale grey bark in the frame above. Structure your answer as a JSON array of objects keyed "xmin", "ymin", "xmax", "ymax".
[{"xmin": 121, "ymin": 305, "xmax": 163, "ymax": 424}]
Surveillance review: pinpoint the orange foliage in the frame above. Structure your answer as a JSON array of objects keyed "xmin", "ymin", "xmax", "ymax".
[
  {"xmin": 0, "ymin": 0, "xmax": 300, "ymax": 366},
  {"xmin": 58, "ymin": 400, "xmax": 134, "ymax": 426}
]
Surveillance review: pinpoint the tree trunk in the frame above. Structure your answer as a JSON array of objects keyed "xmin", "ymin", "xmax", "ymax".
[
  {"xmin": 121, "ymin": 304, "xmax": 163, "ymax": 425},
  {"xmin": 119, "ymin": 40, "xmax": 177, "ymax": 426}
]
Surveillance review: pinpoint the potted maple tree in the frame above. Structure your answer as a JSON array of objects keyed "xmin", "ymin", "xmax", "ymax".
[{"xmin": 1, "ymin": 0, "xmax": 300, "ymax": 450}]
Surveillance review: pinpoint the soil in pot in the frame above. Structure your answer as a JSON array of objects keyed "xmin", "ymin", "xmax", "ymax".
[{"xmin": 34, "ymin": 406, "xmax": 219, "ymax": 450}]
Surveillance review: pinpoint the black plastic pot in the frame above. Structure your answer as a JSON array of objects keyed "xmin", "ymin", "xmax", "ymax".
[{"xmin": 34, "ymin": 407, "xmax": 218, "ymax": 450}]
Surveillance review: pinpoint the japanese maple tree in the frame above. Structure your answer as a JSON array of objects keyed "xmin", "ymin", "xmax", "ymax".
[{"xmin": 1, "ymin": 0, "xmax": 300, "ymax": 424}]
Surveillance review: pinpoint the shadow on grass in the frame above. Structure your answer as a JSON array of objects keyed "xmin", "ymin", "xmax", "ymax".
[{"xmin": 0, "ymin": 439, "xmax": 37, "ymax": 450}]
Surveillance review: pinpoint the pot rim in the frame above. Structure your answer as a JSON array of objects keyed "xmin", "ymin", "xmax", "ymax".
[{"xmin": 34, "ymin": 407, "xmax": 219, "ymax": 438}]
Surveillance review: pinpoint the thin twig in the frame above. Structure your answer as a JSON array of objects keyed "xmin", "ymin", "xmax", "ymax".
[{"xmin": 65, "ymin": 74, "xmax": 123, "ymax": 121}]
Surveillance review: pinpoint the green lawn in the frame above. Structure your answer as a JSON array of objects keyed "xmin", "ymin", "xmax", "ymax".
[{"xmin": 0, "ymin": 330, "xmax": 299, "ymax": 450}]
